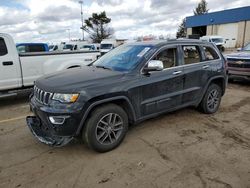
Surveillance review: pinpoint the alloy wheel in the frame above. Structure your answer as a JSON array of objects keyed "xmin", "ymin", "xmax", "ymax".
[
  {"xmin": 207, "ymin": 89, "xmax": 219, "ymax": 111},
  {"xmin": 95, "ymin": 113, "xmax": 124, "ymax": 145}
]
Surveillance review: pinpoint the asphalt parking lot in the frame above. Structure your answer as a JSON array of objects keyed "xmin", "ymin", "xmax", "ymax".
[{"xmin": 0, "ymin": 82, "xmax": 250, "ymax": 188}]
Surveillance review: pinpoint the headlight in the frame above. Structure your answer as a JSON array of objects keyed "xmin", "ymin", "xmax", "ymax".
[{"xmin": 52, "ymin": 93, "xmax": 79, "ymax": 103}]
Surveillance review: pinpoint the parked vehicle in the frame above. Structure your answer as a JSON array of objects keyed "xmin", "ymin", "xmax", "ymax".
[
  {"xmin": 79, "ymin": 43, "xmax": 100, "ymax": 51},
  {"xmin": 49, "ymin": 44, "xmax": 64, "ymax": 51},
  {"xmin": 16, "ymin": 43, "xmax": 49, "ymax": 53},
  {"xmin": 100, "ymin": 39, "xmax": 126, "ymax": 55},
  {"xmin": 0, "ymin": 33, "xmax": 100, "ymax": 97},
  {"xmin": 63, "ymin": 41, "xmax": 89, "ymax": 51},
  {"xmin": 200, "ymin": 35, "xmax": 225, "ymax": 52},
  {"xmin": 27, "ymin": 39, "xmax": 227, "ymax": 152},
  {"xmin": 226, "ymin": 43, "xmax": 250, "ymax": 81}
]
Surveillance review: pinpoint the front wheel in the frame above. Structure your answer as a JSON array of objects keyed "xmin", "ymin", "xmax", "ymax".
[
  {"xmin": 199, "ymin": 84, "xmax": 222, "ymax": 114},
  {"xmin": 82, "ymin": 104, "xmax": 128, "ymax": 152}
]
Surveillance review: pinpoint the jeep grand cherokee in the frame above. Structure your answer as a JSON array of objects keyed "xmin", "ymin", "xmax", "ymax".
[{"xmin": 27, "ymin": 39, "xmax": 227, "ymax": 152}]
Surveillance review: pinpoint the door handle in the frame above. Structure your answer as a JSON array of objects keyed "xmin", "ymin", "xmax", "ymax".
[
  {"xmin": 173, "ymin": 71, "xmax": 182, "ymax": 75},
  {"xmin": 203, "ymin": 65, "xmax": 210, "ymax": 69},
  {"xmin": 2, "ymin": 61, "xmax": 13, "ymax": 66}
]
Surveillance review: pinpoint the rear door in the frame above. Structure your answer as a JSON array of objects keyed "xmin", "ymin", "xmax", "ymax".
[
  {"xmin": 0, "ymin": 36, "xmax": 22, "ymax": 90},
  {"xmin": 140, "ymin": 45, "xmax": 184, "ymax": 116},
  {"xmin": 180, "ymin": 44, "xmax": 220, "ymax": 105},
  {"xmin": 180, "ymin": 45, "xmax": 208, "ymax": 105}
]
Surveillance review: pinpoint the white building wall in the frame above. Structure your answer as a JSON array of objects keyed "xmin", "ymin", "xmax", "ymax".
[{"xmin": 217, "ymin": 23, "xmax": 238, "ymax": 48}]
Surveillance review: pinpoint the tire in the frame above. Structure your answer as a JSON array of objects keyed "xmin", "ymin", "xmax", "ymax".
[
  {"xmin": 199, "ymin": 84, "xmax": 222, "ymax": 114},
  {"xmin": 82, "ymin": 104, "xmax": 128, "ymax": 152}
]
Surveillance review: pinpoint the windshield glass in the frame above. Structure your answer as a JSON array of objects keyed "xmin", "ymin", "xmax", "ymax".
[
  {"xmin": 211, "ymin": 38, "xmax": 223, "ymax": 43},
  {"xmin": 101, "ymin": 44, "xmax": 113, "ymax": 49},
  {"xmin": 243, "ymin": 43, "xmax": 250, "ymax": 51},
  {"xmin": 92, "ymin": 44, "xmax": 153, "ymax": 72}
]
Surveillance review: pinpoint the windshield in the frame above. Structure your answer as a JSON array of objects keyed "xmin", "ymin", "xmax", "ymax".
[
  {"xmin": 101, "ymin": 44, "xmax": 113, "ymax": 49},
  {"xmin": 211, "ymin": 38, "xmax": 223, "ymax": 43},
  {"xmin": 243, "ymin": 43, "xmax": 250, "ymax": 51},
  {"xmin": 92, "ymin": 44, "xmax": 153, "ymax": 72}
]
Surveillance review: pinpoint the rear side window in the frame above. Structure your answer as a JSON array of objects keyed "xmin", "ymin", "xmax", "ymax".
[
  {"xmin": 182, "ymin": 46, "xmax": 201, "ymax": 65},
  {"xmin": 17, "ymin": 45, "xmax": 26, "ymax": 53},
  {"xmin": 28, "ymin": 45, "xmax": 45, "ymax": 52},
  {"xmin": 0, "ymin": 37, "xmax": 8, "ymax": 56},
  {"xmin": 203, "ymin": 46, "xmax": 219, "ymax": 60}
]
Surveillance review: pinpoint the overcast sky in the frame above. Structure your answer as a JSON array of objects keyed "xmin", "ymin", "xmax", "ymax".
[{"xmin": 0, "ymin": 0, "xmax": 249, "ymax": 43}]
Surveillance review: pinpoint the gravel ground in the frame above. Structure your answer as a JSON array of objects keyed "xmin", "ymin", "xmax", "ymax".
[{"xmin": 0, "ymin": 82, "xmax": 250, "ymax": 188}]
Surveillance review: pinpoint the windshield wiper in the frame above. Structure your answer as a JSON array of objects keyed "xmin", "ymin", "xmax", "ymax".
[{"xmin": 95, "ymin": 65, "xmax": 112, "ymax": 70}]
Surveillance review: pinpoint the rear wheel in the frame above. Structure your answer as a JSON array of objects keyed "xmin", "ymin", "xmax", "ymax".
[
  {"xmin": 82, "ymin": 104, "xmax": 128, "ymax": 152},
  {"xmin": 199, "ymin": 84, "xmax": 222, "ymax": 114}
]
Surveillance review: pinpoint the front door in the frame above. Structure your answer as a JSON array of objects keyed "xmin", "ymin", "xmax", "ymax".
[
  {"xmin": 140, "ymin": 46, "xmax": 184, "ymax": 116},
  {"xmin": 0, "ymin": 36, "xmax": 21, "ymax": 91}
]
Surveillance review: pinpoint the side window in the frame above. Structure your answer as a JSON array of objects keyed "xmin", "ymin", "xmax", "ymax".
[
  {"xmin": 29, "ymin": 45, "xmax": 45, "ymax": 52},
  {"xmin": 182, "ymin": 46, "xmax": 201, "ymax": 65},
  {"xmin": 54, "ymin": 45, "xmax": 58, "ymax": 50},
  {"xmin": 203, "ymin": 46, "xmax": 219, "ymax": 60},
  {"xmin": 153, "ymin": 48, "xmax": 177, "ymax": 69},
  {"xmin": 17, "ymin": 45, "xmax": 26, "ymax": 53},
  {"xmin": 0, "ymin": 38, "xmax": 8, "ymax": 56}
]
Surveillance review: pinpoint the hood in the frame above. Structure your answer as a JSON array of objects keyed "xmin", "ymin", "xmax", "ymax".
[
  {"xmin": 226, "ymin": 51, "xmax": 250, "ymax": 59},
  {"xmin": 36, "ymin": 66, "xmax": 124, "ymax": 93}
]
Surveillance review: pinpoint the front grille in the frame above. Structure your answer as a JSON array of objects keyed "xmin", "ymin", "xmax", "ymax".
[
  {"xmin": 227, "ymin": 59, "xmax": 250, "ymax": 68},
  {"xmin": 34, "ymin": 85, "xmax": 53, "ymax": 105}
]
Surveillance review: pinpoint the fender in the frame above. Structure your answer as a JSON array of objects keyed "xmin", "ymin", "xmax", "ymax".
[{"xmin": 75, "ymin": 96, "xmax": 137, "ymax": 135}]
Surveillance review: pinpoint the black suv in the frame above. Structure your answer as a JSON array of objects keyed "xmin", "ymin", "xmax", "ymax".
[{"xmin": 27, "ymin": 39, "xmax": 227, "ymax": 152}]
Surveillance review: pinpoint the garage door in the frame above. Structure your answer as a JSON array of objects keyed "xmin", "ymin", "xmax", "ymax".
[{"xmin": 218, "ymin": 23, "xmax": 238, "ymax": 48}]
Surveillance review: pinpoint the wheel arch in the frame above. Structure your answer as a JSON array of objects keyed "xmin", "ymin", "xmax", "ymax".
[
  {"xmin": 208, "ymin": 76, "xmax": 226, "ymax": 96},
  {"xmin": 76, "ymin": 96, "xmax": 136, "ymax": 135},
  {"xmin": 197, "ymin": 75, "xmax": 226, "ymax": 106}
]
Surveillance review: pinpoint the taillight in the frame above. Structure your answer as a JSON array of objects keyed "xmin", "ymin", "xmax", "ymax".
[{"xmin": 225, "ymin": 59, "xmax": 229, "ymax": 74}]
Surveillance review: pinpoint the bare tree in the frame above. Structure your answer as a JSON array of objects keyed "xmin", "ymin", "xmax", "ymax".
[{"xmin": 83, "ymin": 11, "xmax": 114, "ymax": 43}]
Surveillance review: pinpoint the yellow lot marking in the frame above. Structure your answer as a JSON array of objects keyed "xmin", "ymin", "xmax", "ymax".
[{"xmin": 0, "ymin": 116, "xmax": 28, "ymax": 124}]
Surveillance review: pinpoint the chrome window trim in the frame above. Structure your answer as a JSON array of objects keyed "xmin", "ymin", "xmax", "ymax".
[{"xmin": 140, "ymin": 44, "xmax": 222, "ymax": 74}]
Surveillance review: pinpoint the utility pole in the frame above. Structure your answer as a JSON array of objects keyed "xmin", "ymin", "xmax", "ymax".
[{"xmin": 79, "ymin": 0, "xmax": 84, "ymax": 41}]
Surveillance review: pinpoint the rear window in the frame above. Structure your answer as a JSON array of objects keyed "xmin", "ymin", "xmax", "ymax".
[
  {"xmin": 0, "ymin": 37, "xmax": 8, "ymax": 56},
  {"xmin": 203, "ymin": 46, "xmax": 219, "ymax": 60}
]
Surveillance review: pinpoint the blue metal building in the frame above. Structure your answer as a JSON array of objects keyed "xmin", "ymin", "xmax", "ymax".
[{"xmin": 185, "ymin": 6, "xmax": 250, "ymax": 48}]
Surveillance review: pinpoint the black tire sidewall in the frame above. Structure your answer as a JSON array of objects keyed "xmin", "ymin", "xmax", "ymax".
[
  {"xmin": 83, "ymin": 104, "xmax": 128, "ymax": 152},
  {"xmin": 201, "ymin": 84, "xmax": 222, "ymax": 114}
]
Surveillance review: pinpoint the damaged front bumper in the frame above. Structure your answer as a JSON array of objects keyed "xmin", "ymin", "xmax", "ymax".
[{"xmin": 26, "ymin": 116, "xmax": 73, "ymax": 147}]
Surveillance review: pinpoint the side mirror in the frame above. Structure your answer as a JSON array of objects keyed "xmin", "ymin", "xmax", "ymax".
[
  {"xmin": 143, "ymin": 60, "xmax": 164, "ymax": 73},
  {"xmin": 237, "ymin": 48, "xmax": 242, "ymax": 51}
]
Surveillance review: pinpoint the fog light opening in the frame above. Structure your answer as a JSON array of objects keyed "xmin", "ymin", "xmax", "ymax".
[{"xmin": 49, "ymin": 116, "xmax": 69, "ymax": 125}]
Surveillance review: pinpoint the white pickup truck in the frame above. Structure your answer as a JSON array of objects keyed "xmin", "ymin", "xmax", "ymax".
[{"xmin": 0, "ymin": 33, "xmax": 100, "ymax": 97}]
